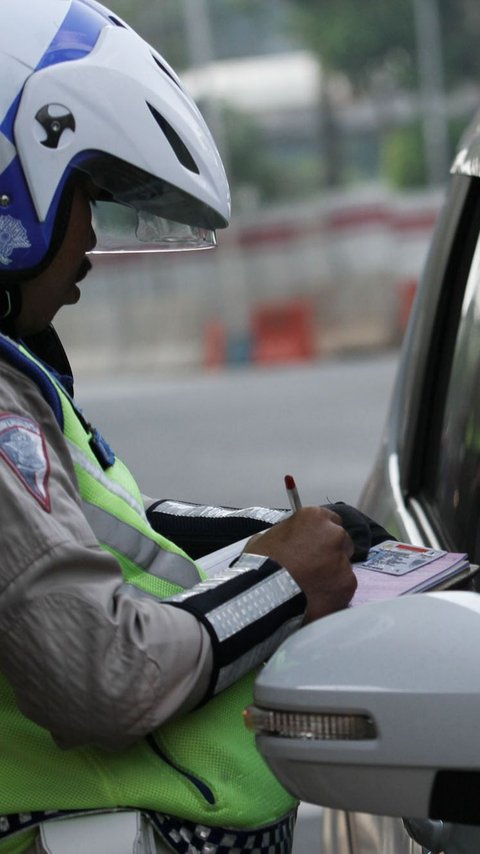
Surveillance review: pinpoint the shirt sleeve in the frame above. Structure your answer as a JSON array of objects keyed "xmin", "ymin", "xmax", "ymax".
[
  {"xmin": 0, "ymin": 360, "xmax": 306, "ymax": 751},
  {"xmin": 0, "ymin": 361, "xmax": 213, "ymax": 750},
  {"xmin": 164, "ymin": 552, "xmax": 306, "ymax": 699},
  {"xmin": 146, "ymin": 497, "xmax": 289, "ymax": 558}
]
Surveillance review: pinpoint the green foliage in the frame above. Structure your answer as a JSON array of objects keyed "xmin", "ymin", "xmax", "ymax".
[
  {"xmin": 97, "ymin": 0, "xmax": 480, "ymax": 195},
  {"xmin": 218, "ymin": 106, "xmax": 319, "ymax": 205},
  {"xmin": 106, "ymin": 0, "xmax": 187, "ymax": 67},
  {"xmin": 291, "ymin": 0, "xmax": 415, "ymax": 91},
  {"xmin": 291, "ymin": 0, "xmax": 480, "ymax": 93},
  {"xmin": 381, "ymin": 124, "xmax": 427, "ymax": 188},
  {"xmin": 222, "ymin": 107, "xmax": 277, "ymax": 198},
  {"xmin": 105, "ymin": 0, "xmax": 296, "ymax": 68},
  {"xmin": 437, "ymin": 0, "xmax": 480, "ymax": 86},
  {"xmin": 104, "ymin": 0, "xmax": 480, "ymax": 94},
  {"xmin": 381, "ymin": 115, "xmax": 474, "ymax": 189}
]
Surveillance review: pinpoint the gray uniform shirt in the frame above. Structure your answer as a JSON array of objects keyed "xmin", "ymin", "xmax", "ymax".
[{"xmin": 0, "ymin": 357, "xmax": 213, "ymax": 751}]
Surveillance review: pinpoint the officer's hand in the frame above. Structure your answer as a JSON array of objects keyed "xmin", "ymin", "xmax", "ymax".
[{"xmin": 244, "ymin": 506, "xmax": 356, "ymax": 623}]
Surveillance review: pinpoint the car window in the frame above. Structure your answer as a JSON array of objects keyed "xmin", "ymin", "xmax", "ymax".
[{"xmin": 421, "ymin": 179, "xmax": 480, "ymax": 561}]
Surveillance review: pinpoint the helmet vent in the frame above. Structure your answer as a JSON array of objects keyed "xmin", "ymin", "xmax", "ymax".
[
  {"xmin": 108, "ymin": 15, "xmax": 127, "ymax": 28},
  {"xmin": 147, "ymin": 103, "xmax": 200, "ymax": 174},
  {"xmin": 151, "ymin": 54, "xmax": 181, "ymax": 89}
]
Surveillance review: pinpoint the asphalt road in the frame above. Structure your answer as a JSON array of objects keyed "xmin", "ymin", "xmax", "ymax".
[
  {"xmin": 77, "ymin": 351, "xmax": 399, "ymax": 510},
  {"xmin": 76, "ymin": 351, "xmax": 399, "ymax": 853}
]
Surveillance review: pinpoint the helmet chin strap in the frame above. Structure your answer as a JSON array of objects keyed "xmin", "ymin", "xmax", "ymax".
[{"xmin": 0, "ymin": 284, "xmax": 22, "ymax": 337}]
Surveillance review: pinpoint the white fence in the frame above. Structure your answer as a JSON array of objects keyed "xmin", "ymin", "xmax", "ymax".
[{"xmin": 56, "ymin": 186, "xmax": 445, "ymax": 376}]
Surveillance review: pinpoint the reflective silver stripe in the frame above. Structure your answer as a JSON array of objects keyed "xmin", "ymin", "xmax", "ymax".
[
  {"xmin": 215, "ymin": 617, "xmax": 303, "ymax": 694},
  {"xmin": 82, "ymin": 501, "xmax": 202, "ymax": 588},
  {"xmin": 233, "ymin": 553, "xmax": 271, "ymax": 571},
  {"xmin": 67, "ymin": 440, "xmax": 146, "ymax": 517},
  {"xmin": 166, "ymin": 565, "xmax": 254, "ymax": 605},
  {"xmin": 208, "ymin": 570, "xmax": 302, "ymax": 642},
  {"xmin": 155, "ymin": 500, "xmax": 288, "ymax": 525},
  {"xmin": 167, "ymin": 562, "xmax": 303, "ymax": 637},
  {"xmin": 68, "ymin": 440, "xmax": 202, "ymax": 587}
]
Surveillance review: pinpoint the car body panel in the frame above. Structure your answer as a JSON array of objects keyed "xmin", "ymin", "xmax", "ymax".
[{"xmin": 321, "ymin": 114, "xmax": 480, "ymax": 853}]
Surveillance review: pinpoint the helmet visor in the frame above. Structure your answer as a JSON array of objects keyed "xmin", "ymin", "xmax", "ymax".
[
  {"xmin": 89, "ymin": 201, "xmax": 216, "ymax": 254},
  {"xmin": 75, "ymin": 153, "xmax": 224, "ymax": 254}
]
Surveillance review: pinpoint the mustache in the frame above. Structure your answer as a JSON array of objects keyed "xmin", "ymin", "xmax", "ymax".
[{"xmin": 76, "ymin": 257, "xmax": 92, "ymax": 283}]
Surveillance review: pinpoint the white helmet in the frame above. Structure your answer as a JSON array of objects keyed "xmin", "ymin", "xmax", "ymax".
[{"xmin": 0, "ymin": 0, "xmax": 230, "ymax": 285}]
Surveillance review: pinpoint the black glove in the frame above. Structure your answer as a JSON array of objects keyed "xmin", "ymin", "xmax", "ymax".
[{"xmin": 323, "ymin": 502, "xmax": 397, "ymax": 562}]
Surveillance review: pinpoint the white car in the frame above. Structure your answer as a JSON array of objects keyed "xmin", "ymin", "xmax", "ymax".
[{"xmin": 247, "ymin": 111, "xmax": 480, "ymax": 854}]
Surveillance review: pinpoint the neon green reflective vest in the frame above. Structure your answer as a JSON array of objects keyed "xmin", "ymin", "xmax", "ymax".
[{"xmin": 0, "ymin": 338, "xmax": 296, "ymax": 852}]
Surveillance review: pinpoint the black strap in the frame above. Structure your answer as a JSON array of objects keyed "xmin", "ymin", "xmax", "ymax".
[{"xmin": 150, "ymin": 810, "xmax": 296, "ymax": 853}]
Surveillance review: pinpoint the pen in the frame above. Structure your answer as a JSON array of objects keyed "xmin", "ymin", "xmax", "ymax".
[{"xmin": 284, "ymin": 474, "xmax": 302, "ymax": 513}]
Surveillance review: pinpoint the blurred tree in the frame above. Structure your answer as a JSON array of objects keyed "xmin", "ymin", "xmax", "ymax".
[
  {"xmin": 208, "ymin": 0, "xmax": 299, "ymax": 59},
  {"xmin": 109, "ymin": 0, "xmax": 480, "ymax": 90},
  {"xmin": 440, "ymin": 0, "xmax": 480, "ymax": 85},
  {"xmin": 107, "ymin": 0, "xmax": 187, "ymax": 67},
  {"xmin": 382, "ymin": 123, "xmax": 427, "ymax": 188},
  {"xmin": 106, "ymin": 0, "xmax": 297, "ymax": 68},
  {"xmin": 290, "ymin": 0, "xmax": 415, "ymax": 94},
  {"xmin": 103, "ymin": 1, "xmax": 304, "ymax": 205},
  {"xmin": 222, "ymin": 107, "xmax": 287, "ymax": 204},
  {"xmin": 103, "ymin": 0, "xmax": 479, "ymax": 192},
  {"xmin": 382, "ymin": 114, "xmax": 470, "ymax": 188},
  {"xmin": 289, "ymin": 0, "xmax": 480, "ymax": 187},
  {"xmin": 290, "ymin": 0, "xmax": 480, "ymax": 91}
]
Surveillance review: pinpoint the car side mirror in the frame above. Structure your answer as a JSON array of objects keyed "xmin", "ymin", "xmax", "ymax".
[{"xmin": 246, "ymin": 592, "xmax": 480, "ymax": 824}]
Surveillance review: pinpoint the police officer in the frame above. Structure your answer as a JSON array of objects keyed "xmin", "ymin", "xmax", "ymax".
[{"xmin": 0, "ymin": 2, "xmax": 357, "ymax": 852}]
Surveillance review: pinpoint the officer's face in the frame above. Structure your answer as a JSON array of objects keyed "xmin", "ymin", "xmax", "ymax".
[{"xmin": 15, "ymin": 182, "xmax": 97, "ymax": 337}]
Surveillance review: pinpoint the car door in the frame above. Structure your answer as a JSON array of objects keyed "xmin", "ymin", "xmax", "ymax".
[{"xmin": 322, "ymin": 168, "xmax": 480, "ymax": 854}]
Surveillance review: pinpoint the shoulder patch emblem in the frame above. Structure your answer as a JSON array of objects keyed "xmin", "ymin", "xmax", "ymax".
[
  {"xmin": 0, "ymin": 413, "xmax": 51, "ymax": 511},
  {"xmin": 0, "ymin": 215, "xmax": 31, "ymax": 266}
]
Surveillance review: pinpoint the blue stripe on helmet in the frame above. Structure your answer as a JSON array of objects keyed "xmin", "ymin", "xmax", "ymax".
[
  {"xmin": 37, "ymin": 0, "xmax": 108, "ymax": 71},
  {"xmin": 0, "ymin": 1, "xmax": 113, "ymax": 275},
  {"xmin": 0, "ymin": 96, "xmax": 21, "ymax": 143}
]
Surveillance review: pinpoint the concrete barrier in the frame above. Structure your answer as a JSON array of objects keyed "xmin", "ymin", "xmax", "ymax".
[{"xmin": 56, "ymin": 186, "xmax": 443, "ymax": 376}]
